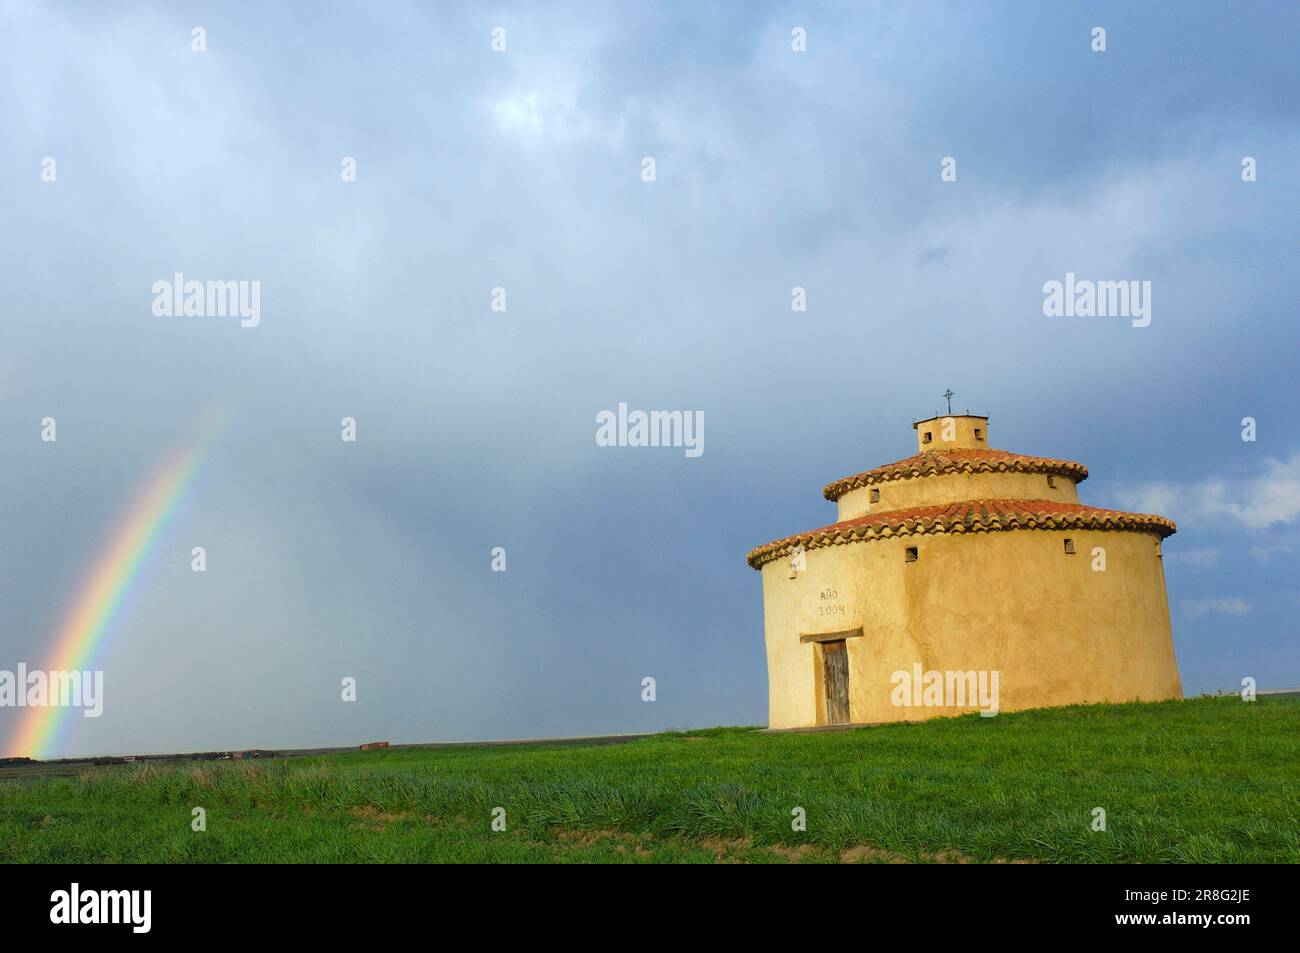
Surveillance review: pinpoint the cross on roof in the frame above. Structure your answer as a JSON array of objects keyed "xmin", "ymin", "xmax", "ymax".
[{"xmin": 943, "ymin": 388, "xmax": 955, "ymax": 414}]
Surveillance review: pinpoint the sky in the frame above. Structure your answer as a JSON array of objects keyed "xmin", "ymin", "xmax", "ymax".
[{"xmin": 1, "ymin": 1, "xmax": 1297, "ymax": 758}]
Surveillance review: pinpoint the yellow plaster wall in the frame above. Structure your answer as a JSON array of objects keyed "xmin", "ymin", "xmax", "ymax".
[
  {"xmin": 760, "ymin": 527, "xmax": 1180, "ymax": 729},
  {"xmin": 913, "ymin": 414, "xmax": 989, "ymax": 452},
  {"xmin": 836, "ymin": 470, "xmax": 1079, "ymax": 521}
]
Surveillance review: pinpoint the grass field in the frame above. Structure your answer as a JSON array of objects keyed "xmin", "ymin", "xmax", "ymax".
[{"xmin": 2, "ymin": 696, "xmax": 1297, "ymax": 863}]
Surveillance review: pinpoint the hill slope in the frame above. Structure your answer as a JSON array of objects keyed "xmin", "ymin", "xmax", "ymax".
[{"xmin": 2, "ymin": 697, "xmax": 1296, "ymax": 863}]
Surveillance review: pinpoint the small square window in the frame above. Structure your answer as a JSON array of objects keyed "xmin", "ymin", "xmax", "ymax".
[
  {"xmin": 869, "ymin": 488, "xmax": 880, "ymax": 503},
  {"xmin": 1063, "ymin": 538, "xmax": 1076, "ymax": 554},
  {"xmin": 922, "ymin": 431, "xmax": 932, "ymax": 444},
  {"xmin": 905, "ymin": 546, "xmax": 919, "ymax": 562},
  {"xmin": 974, "ymin": 428, "xmax": 984, "ymax": 440},
  {"xmin": 1047, "ymin": 475, "xmax": 1057, "ymax": 489}
]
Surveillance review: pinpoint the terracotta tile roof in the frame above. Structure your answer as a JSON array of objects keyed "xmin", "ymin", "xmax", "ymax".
[
  {"xmin": 822, "ymin": 448, "xmax": 1088, "ymax": 501},
  {"xmin": 746, "ymin": 499, "xmax": 1176, "ymax": 569}
]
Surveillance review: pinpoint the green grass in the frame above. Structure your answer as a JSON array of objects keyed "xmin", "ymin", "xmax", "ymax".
[{"xmin": 2, "ymin": 696, "xmax": 1297, "ymax": 863}]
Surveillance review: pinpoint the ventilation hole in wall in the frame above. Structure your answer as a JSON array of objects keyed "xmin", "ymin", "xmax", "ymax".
[
  {"xmin": 1064, "ymin": 538, "xmax": 1076, "ymax": 554},
  {"xmin": 1047, "ymin": 475, "xmax": 1057, "ymax": 488},
  {"xmin": 905, "ymin": 546, "xmax": 919, "ymax": 562},
  {"xmin": 922, "ymin": 431, "xmax": 932, "ymax": 444},
  {"xmin": 869, "ymin": 488, "xmax": 880, "ymax": 503}
]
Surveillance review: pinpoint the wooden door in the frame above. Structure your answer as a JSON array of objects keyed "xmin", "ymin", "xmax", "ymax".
[{"xmin": 822, "ymin": 640, "xmax": 850, "ymax": 725}]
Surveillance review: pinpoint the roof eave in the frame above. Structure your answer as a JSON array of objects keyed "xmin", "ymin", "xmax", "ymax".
[
  {"xmin": 912, "ymin": 414, "xmax": 989, "ymax": 428},
  {"xmin": 747, "ymin": 504, "xmax": 1176, "ymax": 569},
  {"xmin": 821, "ymin": 454, "xmax": 1090, "ymax": 501}
]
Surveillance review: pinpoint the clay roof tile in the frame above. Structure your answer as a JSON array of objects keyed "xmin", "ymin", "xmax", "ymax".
[
  {"xmin": 822, "ymin": 448, "xmax": 1088, "ymax": 501},
  {"xmin": 746, "ymin": 499, "xmax": 1175, "ymax": 569}
]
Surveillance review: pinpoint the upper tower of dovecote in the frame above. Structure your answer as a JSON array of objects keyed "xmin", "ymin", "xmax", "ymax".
[
  {"xmin": 819, "ymin": 411, "xmax": 1089, "ymax": 520},
  {"xmin": 912, "ymin": 413, "xmax": 989, "ymax": 451}
]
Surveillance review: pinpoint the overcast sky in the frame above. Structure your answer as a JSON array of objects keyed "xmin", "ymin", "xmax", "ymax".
[{"xmin": 2, "ymin": 1, "xmax": 1297, "ymax": 757}]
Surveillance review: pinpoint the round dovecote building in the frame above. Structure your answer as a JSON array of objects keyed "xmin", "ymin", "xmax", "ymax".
[{"xmin": 747, "ymin": 413, "xmax": 1182, "ymax": 729}]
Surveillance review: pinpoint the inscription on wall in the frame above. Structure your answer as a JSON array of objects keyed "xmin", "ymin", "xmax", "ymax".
[{"xmin": 816, "ymin": 587, "xmax": 846, "ymax": 618}]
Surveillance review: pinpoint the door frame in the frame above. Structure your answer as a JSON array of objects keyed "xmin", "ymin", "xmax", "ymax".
[{"xmin": 801, "ymin": 629, "xmax": 862, "ymax": 727}]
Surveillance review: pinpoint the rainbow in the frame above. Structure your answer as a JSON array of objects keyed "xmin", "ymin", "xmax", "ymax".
[{"xmin": 5, "ymin": 440, "xmax": 214, "ymax": 759}]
